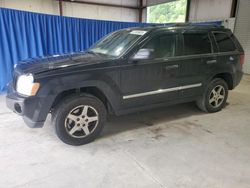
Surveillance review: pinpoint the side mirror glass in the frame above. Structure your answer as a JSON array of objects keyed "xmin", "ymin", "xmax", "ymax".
[{"xmin": 132, "ymin": 48, "xmax": 154, "ymax": 60}]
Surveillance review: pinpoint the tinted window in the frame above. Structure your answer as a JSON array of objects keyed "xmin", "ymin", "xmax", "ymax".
[
  {"xmin": 213, "ymin": 32, "xmax": 237, "ymax": 52},
  {"xmin": 89, "ymin": 30, "xmax": 145, "ymax": 57},
  {"xmin": 138, "ymin": 34, "xmax": 176, "ymax": 59},
  {"xmin": 183, "ymin": 32, "xmax": 212, "ymax": 55}
]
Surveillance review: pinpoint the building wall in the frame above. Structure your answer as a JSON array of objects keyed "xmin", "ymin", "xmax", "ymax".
[
  {"xmin": 0, "ymin": 0, "xmax": 59, "ymax": 15},
  {"xmin": 0, "ymin": 0, "xmax": 236, "ymax": 24},
  {"xmin": 189, "ymin": 0, "xmax": 233, "ymax": 22},
  {"xmin": 0, "ymin": 0, "xmax": 139, "ymax": 22},
  {"xmin": 62, "ymin": 1, "xmax": 138, "ymax": 22},
  {"xmin": 234, "ymin": 0, "xmax": 250, "ymax": 74}
]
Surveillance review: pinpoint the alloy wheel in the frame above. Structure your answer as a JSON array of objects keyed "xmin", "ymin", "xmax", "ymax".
[
  {"xmin": 209, "ymin": 85, "xmax": 225, "ymax": 108},
  {"xmin": 64, "ymin": 105, "xmax": 99, "ymax": 138}
]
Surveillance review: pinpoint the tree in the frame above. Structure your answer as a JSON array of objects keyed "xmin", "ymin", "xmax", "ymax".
[{"xmin": 147, "ymin": 0, "xmax": 187, "ymax": 23}]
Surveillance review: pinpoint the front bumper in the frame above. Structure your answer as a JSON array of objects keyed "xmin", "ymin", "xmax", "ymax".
[{"xmin": 6, "ymin": 84, "xmax": 49, "ymax": 128}]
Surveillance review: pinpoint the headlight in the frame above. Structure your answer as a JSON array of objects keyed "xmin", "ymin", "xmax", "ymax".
[{"xmin": 16, "ymin": 74, "xmax": 40, "ymax": 96}]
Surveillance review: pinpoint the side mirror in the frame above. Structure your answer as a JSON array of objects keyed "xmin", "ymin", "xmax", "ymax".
[{"xmin": 132, "ymin": 48, "xmax": 154, "ymax": 60}]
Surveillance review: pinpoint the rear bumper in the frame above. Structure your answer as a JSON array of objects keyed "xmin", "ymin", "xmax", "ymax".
[
  {"xmin": 6, "ymin": 84, "xmax": 52, "ymax": 128},
  {"xmin": 233, "ymin": 70, "xmax": 243, "ymax": 88}
]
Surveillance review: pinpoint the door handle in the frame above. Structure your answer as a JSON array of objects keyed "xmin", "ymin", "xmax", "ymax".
[
  {"xmin": 229, "ymin": 56, "xmax": 235, "ymax": 61},
  {"xmin": 165, "ymin": 64, "xmax": 179, "ymax": 70},
  {"xmin": 206, "ymin": 59, "xmax": 217, "ymax": 64}
]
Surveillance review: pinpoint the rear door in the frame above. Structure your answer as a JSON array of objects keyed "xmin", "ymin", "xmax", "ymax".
[{"xmin": 178, "ymin": 30, "xmax": 214, "ymax": 98}]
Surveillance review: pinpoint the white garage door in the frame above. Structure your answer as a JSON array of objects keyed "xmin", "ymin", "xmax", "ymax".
[{"xmin": 234, "ymin": 0, "xmax": 250, "ymax": 74}]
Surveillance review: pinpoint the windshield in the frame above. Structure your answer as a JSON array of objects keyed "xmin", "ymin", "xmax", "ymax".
[{"xmin": 88, "ymin": 29, "xmax": 147, "ymax": 57}]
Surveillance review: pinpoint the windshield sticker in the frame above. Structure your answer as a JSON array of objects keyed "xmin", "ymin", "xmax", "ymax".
[{"xmin": 130, "ymin": 30, "xmax": 147, "ymax": 35}]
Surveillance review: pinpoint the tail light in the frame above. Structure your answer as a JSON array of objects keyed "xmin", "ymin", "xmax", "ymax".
[{"xmin": 240, "ymin": 53, "xmax": 245, "ymax": 66}]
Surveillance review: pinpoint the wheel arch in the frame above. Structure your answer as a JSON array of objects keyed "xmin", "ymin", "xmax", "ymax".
[
  {"xmin": 51, "ymin": 86, "xmax": 118, "ymax": 115},
  {"xmin": 211, "ymin": 72, "xmax": 234, "ymax": 90}
]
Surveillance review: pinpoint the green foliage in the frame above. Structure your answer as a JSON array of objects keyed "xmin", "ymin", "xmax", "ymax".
[{"xmin": 147, "ymin": 0, "xmax": 187, "ymax": 23}]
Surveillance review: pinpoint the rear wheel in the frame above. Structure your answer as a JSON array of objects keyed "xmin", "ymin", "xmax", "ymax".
[
  {"xmin": 52, "ymin": 94, "xmax": 106, "ymax": 145},
  {"xmin": 196, "ymin": 78, "xmax": 228, "ymax": 113}
]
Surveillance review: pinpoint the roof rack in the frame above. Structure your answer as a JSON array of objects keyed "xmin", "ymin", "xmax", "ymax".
[{"xmin": 151, "ymin": 22, "xmax": 224, "ymax": 29}]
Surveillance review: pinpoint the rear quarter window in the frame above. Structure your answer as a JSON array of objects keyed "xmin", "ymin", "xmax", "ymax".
[
  {"xmin": 183, "ymin": 32, "xmax": 212, "ymax": 55},
  {"xmin": 213, "ymin": 32, "xmax": 237, "ymax": 52}
]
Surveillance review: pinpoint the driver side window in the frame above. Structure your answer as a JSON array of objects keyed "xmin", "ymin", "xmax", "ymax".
[{"xmin": 133, "ymin": 33, "xmax": 176, "ymax": 60}]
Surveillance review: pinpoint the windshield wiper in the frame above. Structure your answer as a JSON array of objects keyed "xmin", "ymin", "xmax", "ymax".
[
  {"xmin": 87, "ymin": 51, "xmax": 105, "ymax": 56},
  {"xmin": 86, "ymin": 51, "xmax": 96, "ymax": 55},
  {"xmin": 87, "ymin": 50, "xmax": 116, "ymax": 58}
]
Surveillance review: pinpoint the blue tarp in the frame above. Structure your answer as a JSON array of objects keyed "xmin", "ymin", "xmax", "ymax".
[
  {"xmin": 0, "ymin": 8, "xmax": 149, "ymax": 92},
  {"xmin": 0, "ymin": 8, "xmax": 222, "ymax": 92}
]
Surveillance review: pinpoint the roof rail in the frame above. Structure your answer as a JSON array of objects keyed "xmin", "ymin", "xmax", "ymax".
[{"xmin": 151, "ymin": 22, "xmax": 224, "ymax": 29}]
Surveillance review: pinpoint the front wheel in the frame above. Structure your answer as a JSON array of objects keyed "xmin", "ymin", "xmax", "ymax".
[
  {"xmin": 196, "ymin": 78, "xmax": 228, "ymax": 113},
  {"xmin": 52, "ymin": 94, "xmax": 107, "ymax": 146}
]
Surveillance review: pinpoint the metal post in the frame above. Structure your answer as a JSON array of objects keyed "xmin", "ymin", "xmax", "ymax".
[
  {"xmin": 185, "ymin": 0, "xmax": 191, "ymax": 22},
  {"xmin": 59, "ymin": 0, "xmax": 63, "ymax": 16},
  {"xmin": 139, "ymin": 0, "xmax": 143, "ymax": 22}
]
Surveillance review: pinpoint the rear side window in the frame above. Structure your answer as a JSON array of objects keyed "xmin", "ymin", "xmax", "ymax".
[
  {"xmin": 183, "ymin": 32, "xmax": 212, "ymax": 55},
  {"xmin": 213, "ymin": 32, "xmax": 237, "ymax": 52}
]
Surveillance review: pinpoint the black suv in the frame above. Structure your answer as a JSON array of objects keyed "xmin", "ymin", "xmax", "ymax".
[{"xmin": 6, "ymin": 24, "xmax": 244, "ymax": 145}]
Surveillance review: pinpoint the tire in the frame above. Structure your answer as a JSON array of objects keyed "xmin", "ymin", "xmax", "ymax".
[
  {"xmin": 52, "ymin": 94, "xmax": 107, "ymax": 146},
  {"xmin": 196, "ymin": 78, "xmax": 228, "ymax": 113}
]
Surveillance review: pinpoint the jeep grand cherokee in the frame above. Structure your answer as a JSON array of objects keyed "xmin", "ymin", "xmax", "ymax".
[{"xmin": 6, "ymin": 24, "xmax": 244, "ymax": 145}]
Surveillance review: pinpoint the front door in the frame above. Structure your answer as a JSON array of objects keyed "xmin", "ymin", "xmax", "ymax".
[{"xmin": 120, "ymin": 32, "xmax": 181, "ymax": 109}]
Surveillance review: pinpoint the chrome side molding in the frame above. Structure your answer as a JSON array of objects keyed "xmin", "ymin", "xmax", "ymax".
[{"xmin": 123, "ymin": 83, "xmax": 202, "ymax": 99}]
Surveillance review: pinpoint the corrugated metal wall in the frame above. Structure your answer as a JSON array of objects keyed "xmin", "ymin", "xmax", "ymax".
[
  {"xmin": 0, "ymin": 0, "xmax": 139, "ymax": 22},
  {"xmin": 189, "ymin": 0, "xmax": 232, "ymax": 22},
  {"xmin": 234, "ymin": 0, "xmax": 250, "ymax": 74}
]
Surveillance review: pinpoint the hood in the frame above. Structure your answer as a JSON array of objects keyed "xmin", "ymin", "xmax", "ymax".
[{"xmin": 15, "ymin": 52, "xmax": 110, "ymax": 75}]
